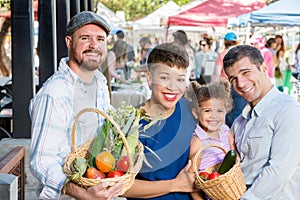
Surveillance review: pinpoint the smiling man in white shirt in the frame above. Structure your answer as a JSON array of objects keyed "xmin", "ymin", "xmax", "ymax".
[
  {"xmin": 30, "ymin": 11, "xmax": 123, "ymax": 199},
  {"xmin": 223, "ymin": 45, "xmax": 300, "ymax": 200}
]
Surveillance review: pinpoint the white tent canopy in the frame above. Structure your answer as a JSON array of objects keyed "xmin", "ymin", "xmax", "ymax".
[
  {"xmin": 132, "ymin": 1, "xmax": 180, "ymax": 31},
  {"xmin": 96, "ymin": 2, "xmax": 125, "ymax": 31}
]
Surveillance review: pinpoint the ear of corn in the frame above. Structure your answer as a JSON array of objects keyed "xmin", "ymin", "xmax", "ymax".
[
  {"xmin": 87, "ymin": 103, "xmax": 160, "ymax": 171},
  {"xmin": 88, "ymin": 120, "xmax": 110, "ymax": 167}
]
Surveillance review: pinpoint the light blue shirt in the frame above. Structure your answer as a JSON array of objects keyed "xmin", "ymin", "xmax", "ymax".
[
  {"xmin": 232, "ymin": 86, "xmax": 300, "ymax": 200},
  {"xmin": 194, "ymin": 50, "xmax": 217, "ymax": 79},
  {"xmin": 29, "ymin": 57, "xmax": 111, "ymax": 199}
]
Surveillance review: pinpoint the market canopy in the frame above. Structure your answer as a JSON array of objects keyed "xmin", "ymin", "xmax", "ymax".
[
  {"xmin": 249, "ymin": 0, "xmax": 300, "ymax": 26},
  {"xmin": 96, "ymin": 1, "xmax": 126, "ymax": 34},
  {"xmin": 133, "ymin": 1, "xmax": 180, "ymax": 31},
  {"xmin": 167, "ymin": 0, "xmax": 265, "ymax": 27}
]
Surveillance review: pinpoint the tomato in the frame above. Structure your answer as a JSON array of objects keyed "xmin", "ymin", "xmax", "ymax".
[
  {"xmin": 208, "ymin": 172, "xmax": 220, "ymax": 180},
  {"xmin": 117, "ymin": 156, "xmax": 129, "ymax": 172},
  {"xmin": 85, "ymin": 167, "xmax": 106, "ymax": 180},
  {"xmin": 107, "ymin": 170, "xmax": 124, "ymax": 178},
  {"xmin": 95, "ymin": 151, "xmax": 116, "ymax": 173},
  {"xmin": 199, "ymin": 171, "xmax": 210, "ymax": 180}
]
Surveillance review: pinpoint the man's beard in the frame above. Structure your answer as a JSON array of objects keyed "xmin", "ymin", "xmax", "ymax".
[
  {"xmin": 81, "ymin": 58, "xmax": 103, "ymax": 71},
  {"xmin": 73, "ymin": 50, "xmax": 106, "ymax": 71}
]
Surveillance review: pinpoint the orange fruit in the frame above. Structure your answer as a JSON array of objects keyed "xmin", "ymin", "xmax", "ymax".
[{"xmin": 95, "ymin": 151, "xmax": 115, "ymax": 173}]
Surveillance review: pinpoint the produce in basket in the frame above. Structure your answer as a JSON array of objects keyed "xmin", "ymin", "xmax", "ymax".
[
  {"xmin": 85, "ymin": 167, "xmax": 105, "ymax": 180},
  {"xmin": 88, "ymin": 104, "xmax": 142, "ymax": 171},
  {"xmin": 63, "ymin": 105, "xmax": 154, "ymax": 194},
  {"xmin": 95, "ymin": 151, "xmax": 116, "ymax": 173},
  {"xmin": 193, "ymin": 144, "xmax": 246, "ymax": 200},
  {"xmin": 117, "ymin": 155, "xmax": 129, "ymax": 172},
  {"xmin": 198, "ymin": 149, "xmax": 237, "ymax": 182},
  {"xmin": 217, "ymin": 150, "xmax": 237, "ymax": 174},
  {"xmin": 69, "ymin": 157, "xmax": 88, "ymax": 182}
]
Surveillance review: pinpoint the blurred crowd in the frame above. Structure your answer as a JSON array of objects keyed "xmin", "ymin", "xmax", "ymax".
[{"xmin": 106, "ymin": 29, "xmax": 300, "ymax": 88}]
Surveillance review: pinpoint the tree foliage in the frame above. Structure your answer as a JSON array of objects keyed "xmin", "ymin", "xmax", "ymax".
[
  {"xmin": 0, "ymin": 0, "xmax": 10, "ymax": 10},
  {"xmin": 98, "ymin": 0, "xmax": 190, "ymax": 21}
]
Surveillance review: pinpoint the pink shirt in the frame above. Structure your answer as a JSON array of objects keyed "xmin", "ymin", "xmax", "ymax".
[
  {"xmin": 193, "ymin": 124, "xmax": 231, "ymax": 171},
  {"xmin": 260, "ymin": 47, "xmax": 274, "ymax": 78},
  {"xmin": 214, "ymin": 50, "xmax": 229, "ymax": 80}
]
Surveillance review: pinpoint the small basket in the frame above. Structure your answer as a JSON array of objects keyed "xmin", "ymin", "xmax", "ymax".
[
  {"xmin": 63, "ymin": 108, "xmax": 144, "ymax": 195},
  {"xmin": 193, "ymin": 144, "xmax": 246, "ymax": 200}
]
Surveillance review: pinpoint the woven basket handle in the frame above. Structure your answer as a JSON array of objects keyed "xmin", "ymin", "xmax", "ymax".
[
  {"xmin": 71, "ymin": 108, "xmax": 134, "ymax": 169},
  {"xmin": 192, "ymin": 144, "xmax": 227, "ymax": 174}
]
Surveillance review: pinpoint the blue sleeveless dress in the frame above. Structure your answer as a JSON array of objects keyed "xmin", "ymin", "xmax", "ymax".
[{"xmin": 127, "ymin": 98, "xmax": 197, "ymax": 200}]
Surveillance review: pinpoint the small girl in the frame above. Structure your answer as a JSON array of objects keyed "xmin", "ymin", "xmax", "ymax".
[{"xmin": 186, "ymin": 79, "xmax": 235, "ymax": 200}]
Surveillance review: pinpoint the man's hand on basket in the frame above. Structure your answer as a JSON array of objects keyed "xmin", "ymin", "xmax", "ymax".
[
  {"xmin": 172, "ymin": 159, "xmax": 197, "ymax": 193},
  {"xmin": 86, "ymin": 180, "xmax": 124, "ymax": 200},
  {"xmin": 65, "ymin": 180, "xmax": 124, "ymax": 200}
]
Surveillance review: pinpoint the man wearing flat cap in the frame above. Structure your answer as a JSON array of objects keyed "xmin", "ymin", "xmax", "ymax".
[{"xmin": 30, "ymin": 11, "xmax": 123, "ymax": 199}]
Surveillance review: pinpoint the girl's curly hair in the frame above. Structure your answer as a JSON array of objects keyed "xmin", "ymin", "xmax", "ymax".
[{"xmin": 185, "ymin": 79, "xmax": 233, "ymax": 118}]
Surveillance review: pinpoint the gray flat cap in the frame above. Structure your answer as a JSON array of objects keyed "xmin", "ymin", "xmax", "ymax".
[{"xmin": 66, "ymin": 11, "xmax": 111, "ymax": 36}]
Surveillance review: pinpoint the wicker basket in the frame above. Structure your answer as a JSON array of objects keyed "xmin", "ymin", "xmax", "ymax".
[
  {"xmin": 63, "ymin": 108, "xmax": 144, "ymax": 195},
  {"xmin": 193, "ymin": 144, "xmax": 246, "ymax": 200}
]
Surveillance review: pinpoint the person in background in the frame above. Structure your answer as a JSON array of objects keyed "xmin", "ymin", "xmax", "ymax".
[
  {"xmin": 124, "ymin": 42, "xmax": 197, "ymax": 200},
  {"xmin": 212, "ymin": 32, "xmax": 247, "ymax": 127},
  {"xmin": 186, "ymin": 79, "xmax": 235, "ymax": 200},
  {"xmin": 212, "ymin": 32, "xmax": 238, "ymax": 82},
  {"xmin": 274, "ymin": 46, "xmax": 288, "ymax": 92},
  {"xmin": 132, "ymin": 37, "xmax": 156, "ymax": 75},
  {"xmin": 295, "ymin": 42, "xmax": 300, "ymax": 80},
  {"xmin": 107, "ymin": 39, "xmax": 128, "ymax": 83},
  {"xmin": 154, "ymin": 37, "xmax": 160, "ymax": 45},
  {"xmin": 30, "ymin": 11, "xmax": 123, "ymax": 199},
  {"xmin": 265, "ymin": 37, "xmax": 277, "ymax": 66},
  {"xmin": 116, "ymin": 30, "xmax": 136, "ymax": 79},
  {"xmin": 195, "ymin": 37, "xmax": 217, "ymax": 84},
  {"xmin": 223, "ymin": 45, "xmax": 300, "ymax": 199},
  {"xmin": 265, "ymin": 37, "xmax": 284, "ymax": 91},
  {"xmin": 138, "ymin": 36, "xmax": 154, "ymax": 65},
  {"xmin": 275, "ymin": 34, "xmax": 285, "ymax": 55},
  {"xmin": 173, "ymin": 30, "xmax": 196, "ymax": 86},
  {"xmin": 250, "ymin": 34, "xmax": 274, "ymax": 82}
]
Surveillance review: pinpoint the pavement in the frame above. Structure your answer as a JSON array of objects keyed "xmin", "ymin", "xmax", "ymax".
[
  {"xmin": 0, "ymin": 138, "xmax": 127, "ymax": 200},
  {"xmin": 0, "ymin": 138, "xmax": 39, "ymax": 200}
]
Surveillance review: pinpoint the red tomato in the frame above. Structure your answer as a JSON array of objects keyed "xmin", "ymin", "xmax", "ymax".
[
  {"xmin": 85, "ymin": 167, "xmax": 106, "ymax": 180},
  {"xmin": 209, "ymin": 172, "xmax": 220, "ymax": 180},
  {"xmin": 117, "ymin": 156, "xmax": 129, "ymax": 172},
  {"xmin": 107, "ymin": 170, "xmax": 124, "ymax": 178},
  {"xmin": 199, "ymin": 171, "xmax": 210, "ymax": 180}
]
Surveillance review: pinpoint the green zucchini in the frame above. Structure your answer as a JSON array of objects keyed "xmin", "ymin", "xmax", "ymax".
[{"xmin": 217, "ymin": 150, "xmax": 237, "ymax": 174}]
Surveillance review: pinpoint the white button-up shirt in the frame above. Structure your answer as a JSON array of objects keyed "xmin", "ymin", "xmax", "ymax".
[
  {"xmin": 232, "ymin": 86, "xmax": 300, "ymax": 199},
  {"xmin": 30, "ymin": 57, "xmax": 111, "ymax": 199}
]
